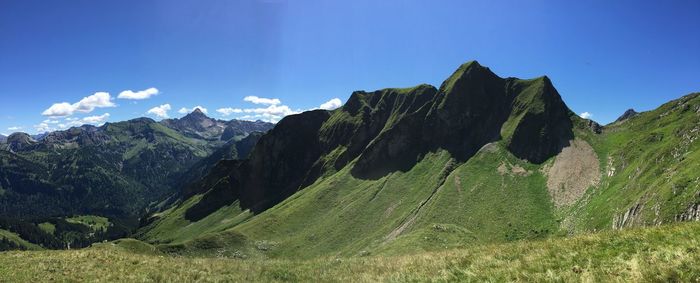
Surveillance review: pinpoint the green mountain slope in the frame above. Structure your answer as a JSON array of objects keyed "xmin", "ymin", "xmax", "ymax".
[
  {"xmin": 0, "ymin": 228, "xmax": 43, "ymax": 251},
  {"xmin": 140, "ymin": 61, "xmax": 700, "ymax": 259},
  {"xmin": 565, "ymin": 92, "xmax": 700, "ymax": 231}
]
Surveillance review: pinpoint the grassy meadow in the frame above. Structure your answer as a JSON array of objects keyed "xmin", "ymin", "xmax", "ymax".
[{"xmin": 1, "ymin": 222, "xmax": 699, "ymax": 282}]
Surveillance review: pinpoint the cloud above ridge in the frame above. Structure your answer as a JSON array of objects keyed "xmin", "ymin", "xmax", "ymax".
[{"xmin": 42, "ymin": 92, "xmax": 115, "ymax": 117}]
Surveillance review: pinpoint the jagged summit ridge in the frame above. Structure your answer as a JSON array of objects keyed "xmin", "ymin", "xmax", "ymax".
[
  {"xmin": 182, "ymin": 61, "xmax": 577, "ymax": 214},
  {"xmin": 160, "ymin": 110, "xmax": 273, "ymax": 141}
]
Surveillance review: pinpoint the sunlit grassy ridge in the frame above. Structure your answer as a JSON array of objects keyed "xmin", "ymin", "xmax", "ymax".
[
  {"xmin": 0, "ymin": 229, "xmax": 43, "ymax": 251},
  {"xmin": 1, "ymin": 222, "xmax": 699, "ymax": 282}
]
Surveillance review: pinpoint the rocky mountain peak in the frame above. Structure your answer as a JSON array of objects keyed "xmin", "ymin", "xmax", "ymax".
[
  {"xmin": 614, "ymin": 108, "xmax": 638, "ymax": 123},
  {"xmin": 184, "ymin": 108, "xmax": 207, "ymax": 120}
]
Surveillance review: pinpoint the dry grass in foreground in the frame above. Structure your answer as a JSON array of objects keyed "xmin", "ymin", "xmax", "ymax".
[{"xmin": 1, "ymin": 222, "xmax": 699, "ymax": 282}]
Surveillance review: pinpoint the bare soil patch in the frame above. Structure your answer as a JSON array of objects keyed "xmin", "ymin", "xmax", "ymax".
[{"xmin": 546, "ymin": 139, "xmax": 600, "ymax": 207}]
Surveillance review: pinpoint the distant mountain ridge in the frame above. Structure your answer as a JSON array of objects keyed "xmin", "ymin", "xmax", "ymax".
[
  {"xmin": 161, "ymin": 108, "xmax": 272, "ymax": 141},
  {"xmin": 0, "ymin": 112, "xmax": 273, "ymax": 224}
]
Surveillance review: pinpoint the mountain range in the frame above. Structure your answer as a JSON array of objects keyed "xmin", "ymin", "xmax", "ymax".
[
  {"xmin": 133, "ymin": 61, "xmax": 700, "ymax": 259},
  {"xmin": 0, "ymin": 111, "xmax": 273, "ymax": 227},
  {"xmin": 1, "ymin": 61, "xmax": 699, "ymax": 264}
]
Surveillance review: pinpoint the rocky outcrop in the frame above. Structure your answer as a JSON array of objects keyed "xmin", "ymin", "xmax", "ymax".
[
  {"xmin": 6, "ymin": 132, "xmax": 36, "ymax": 152},
  {"xmin": 614, "ymin": 109, "xmax": 638, "ymax": 123},
  {"xmin": 613, "ymin": 203, "xmax": 643, "ymax": 229},
  {"xmin": 585, "ymin": 120, "xmax": 602, "ymax": 134},
  {"xmin": 675, "ymin": 203, "xmax": 700, "ymax": 222}
]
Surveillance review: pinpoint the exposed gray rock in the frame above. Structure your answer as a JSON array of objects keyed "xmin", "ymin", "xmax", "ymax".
[
  {"xmin": 613, "ymin": 203, "xmax": 643, "ymax": 229},
  {"xmin": 675, "ymin": 203, "xmax": 700, "ymax": 222},
  {"xmin": 6, "ymin": 132, "xmax": 36, "ymax": 152}
]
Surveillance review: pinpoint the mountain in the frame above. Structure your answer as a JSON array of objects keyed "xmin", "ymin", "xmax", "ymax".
[
  {"xmin": 0, "ymin": 113, "xmax": 272, "ymax": 226},
  {"xmin": 160, "ymin": 109, "xmax": 272, "ymax": 141},
  {"xmin": 0, "ymin": 134, "xmax": 6, "ymax": 143},
  {"xmin": 32, "ymin": 132, "xmax": 49, "ymax": 141},
  {"xmin": 5, "ymin": 132, "xmax": 37, "ymax": 152},
  {"xmin": 614, "ymin": 108, "xmax": 639, "ymax": 123},
  {"xmin": 139, "ymin": 61, "xmax": 700, "ymax": 259}
]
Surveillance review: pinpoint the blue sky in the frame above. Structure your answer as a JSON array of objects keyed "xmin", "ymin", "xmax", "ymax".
[{"xmin": 1, "ymin": 0, "xmax": 698, "ymax": 134}]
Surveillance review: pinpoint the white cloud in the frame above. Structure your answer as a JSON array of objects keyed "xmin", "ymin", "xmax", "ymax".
[
  {"xmin": 243, "ymin": 96, "xmax": 281, "ymax": 106},
  {"xmin": 34, "ymin": 122, "xmax": 53, "ymax": 133},
  {"xmin": 319, "ymin": 98, "xmax": 342, "ymax": 110},
  {"xmin": 178, "ymin": 106, "xmax": 208, "ymax": 114},
  {"xmin": 217, "ymin": 96, "xmax": 346, "ymax": 123},
  {"xmin": 118, "ymin": 87, "xmax": 160, "ymax": 100},
  {"xmin": 216, "ymin": 107, "xmax": 243, "ymax": 116},
  {"xmin": 147, "ymin": 104, "xmax": 172, "ymax": 118},
  {"xmin": 34, "ymin": 113, "xmax": 111, "ymax": 133},
  {"xmin": 7, "ymin": 126, "xmax": 23, "ymax": 131},
  {"xmin": 42, "ymin": 102, "xmax": 75, "ymax": 117},
  {"xmin": 42, "ymin": 92, "xmax": 116, "ymax": 117},
  {"xmin": 579, "ymin": 112, "xmax": 593, "ymax": 119},
  {"xmin": 74, "ymin": 92, "xmax": 115, "ymax": 112},
  {"xmin": 81, "ymin": 113, "xmax": 110, "ymax": 124},
  {"xmin": 243, "ymin": 105, "xmax": 298, "ymax": 116}
]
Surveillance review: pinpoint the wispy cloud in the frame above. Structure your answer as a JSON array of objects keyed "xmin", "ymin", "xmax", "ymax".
[
  {"xmin": 34, "ymin": 113, "xmax": 111, "ymax": 132},
  {"xmin": 42, "ymin": 92, "xmax": 116, "ymax": 117},
  {"xmin": 216, "ymin": 107, "xmax": 243, "ymax": 116},
  {"xmin": 579, "ymin": 112, "xmax": 593, "ymax": 119},
  {"xmin": 80, "ymin": 113, "xmax": 110, "ymax": 124},
  {"xmin": 216, "ymin": 96, "xmax": 343, "ymax": 123},
  {"xmin": 118, "ymin": 87, "xmax": 159, "ymax": 100},
  {"xmin": 244, "ymin": 96, "xmax": 281, "ymax": 106},
  {"xmin": 7, "ymin": 126, "xmax": 23, "ymax": 131},
  {"xmin": 147, "ymin": 104, "xmax": 171, "ymax": 118}
]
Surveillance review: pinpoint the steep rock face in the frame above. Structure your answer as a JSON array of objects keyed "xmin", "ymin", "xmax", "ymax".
[
  {"xmin": 237, "ymin": 110, "xmax": 331, "ymax": 212},
  {"xmin": 6, "ymin": 133, "xmax": 36, "ymax": 152},
  {"xmin": 353, "ymin": 62, "xmax": 573, "ymax": 178},
  {"xmin": 505, "ymin": 76, "xmax": 573, "ymax": 163},
  {"xmin": 180, "ymin": 132, "xmax": 264, "ymax": 198},
  {"xmin": 330, "ymin": 85, "xmax": 439, "ymax": 178}
]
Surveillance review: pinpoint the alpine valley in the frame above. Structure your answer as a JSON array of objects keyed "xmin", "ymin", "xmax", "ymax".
[
  {"xmin": 0, "ymin": 110, "xmax": 273, "ymax": 249},
  {"xmin": 1, "ymin": 61, "xmax": 700, "ymax": 281}
]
